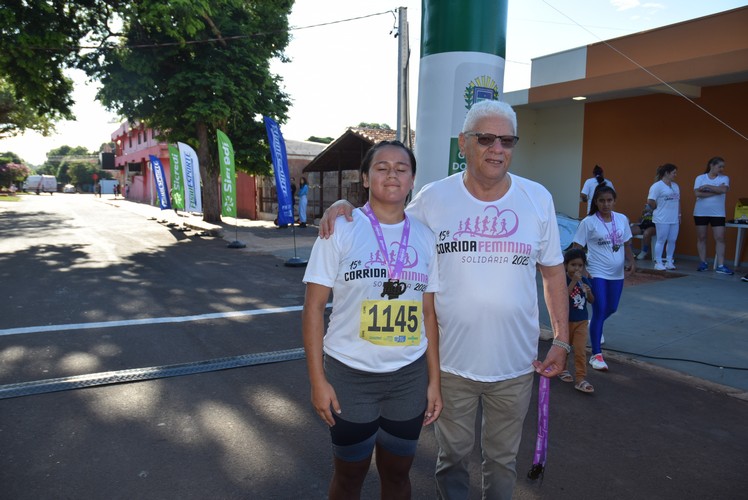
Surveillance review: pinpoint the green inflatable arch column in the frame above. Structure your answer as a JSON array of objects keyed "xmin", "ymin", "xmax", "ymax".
[{"xmin": 414, "ymin": 0, "xmax": 509, "ymax": 192}]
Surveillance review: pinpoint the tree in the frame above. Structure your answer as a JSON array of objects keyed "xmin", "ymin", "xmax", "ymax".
[
  {"xmin": 0, "ymin": 152, "xmax": 31, "ymax": 187},
  {"xmin": 67, "ymin": 162, "xmax": 107, "ymax": 187},
  {"xmin": 0, "ymin": 1, "xmax": 96, "ymax": 129},
  {"xmin": 306, "ymin": 136, "xmax": 334, "ymax": 144},
  {"xmin": 356, "ymin": 122, "xmax": 393, "ymax": 130},
  {"xmin": 80, "ymin": 0, "xmax": 294, "ymax": 223},
  {"xmin": 0, "ymin": 78, "xmax": 56, "ymax": 139},
  {"xmin": 40, "ymin": 145, "xmax": 92, "ymax": 179}
]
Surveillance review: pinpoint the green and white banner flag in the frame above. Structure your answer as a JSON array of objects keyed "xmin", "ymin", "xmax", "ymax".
[
  {"xmin": 178, "ymin": 142, "xmax": 202, "ymax": 213},
  {"xmin": 168, "ymin": 144, "xmax": 184, "ymax": 210},
  {"xmin": 217, "ymin": 129, "xmax": 237, "ymax": 218}
]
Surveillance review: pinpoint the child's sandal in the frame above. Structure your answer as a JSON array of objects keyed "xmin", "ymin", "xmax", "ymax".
[
  {"xmin": 574, "ymin": 380, "xmax": 594, "ymax": 393},
  {"xmin": 558, "ymin": 370, "xmax": 573, "ymax": 383}
]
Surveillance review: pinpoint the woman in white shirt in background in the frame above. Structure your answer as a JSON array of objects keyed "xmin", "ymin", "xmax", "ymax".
[
  {"xmin": 647, "ymin": 164, "xmax": 681, "ymax": 271},
  {"xmin": 580, "ymin": 165, "xmax": 614, "ymax": 216},
  {"xmin": 693, "ymin": 156, "xmax": 733, "ymax": 275}
]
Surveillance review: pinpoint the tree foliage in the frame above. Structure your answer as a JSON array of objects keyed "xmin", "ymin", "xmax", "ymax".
[
  {"xmin": 356, "ymin": 122, "xmax": 393, "ymax": 130},
  {"xmin": 0, "ymin": 1, "xmax": 98, "ymax": 130},
  {"xmin": 0, "ymin": 78, "xmax": 56, "ymax": 139},
  {"xmin": 306, "ymin": 136, "xmax": 334, "ymax": 144},
  {"xmin": 1, "ymin": 1, "xmax": 294, "ymax": 223},
  {"xmin": 0, "ymin": 152, "xmax": 31, "ymax": 187},
  {"xmin": 79, "ymin": 0, "xmax": 294, "ymax": 222},
  {"xmin": 35, "ymin": 145, "xmax": 95, "ymax": 181},
  {"xmin": 67, "ymin": 161, "xmax": 111, "ymax": 187}
]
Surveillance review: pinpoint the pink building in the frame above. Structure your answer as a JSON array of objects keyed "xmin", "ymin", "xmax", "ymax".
[
  {"xmin": 110, "ymin": 121, "xmax": 169, "ymax": 205},
  {"xmin": 109, "ymin": 122, "xmax": 322, "ymax": 220}
]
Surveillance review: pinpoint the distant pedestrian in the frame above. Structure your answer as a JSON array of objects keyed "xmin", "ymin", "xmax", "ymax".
[
  {"xmin": 298, "ymin": 177, "xmax": 309, "ymax": 228},
  {"xmin": 580, "ymin": 165, "xmax": 614, "ymax": 216},
  {"xmin": 94, "ymin": 182, "xmax": 101, "ymax": 197},
  {"xmin": 693, "ymin": 156, "xmax": 733, "ymax": 274},
  {"xmin": 573, "ymin": 185, "xmax": 635, "ymax": 372},
  {"xmin": 558, "ymin": 248, "xmax": 595, "ymax": 393},
  {"xmin": 647, "ymin": 163, "xmax": 680, "ymax": 271}
]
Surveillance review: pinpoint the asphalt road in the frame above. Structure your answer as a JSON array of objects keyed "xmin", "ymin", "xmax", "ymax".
[{"xmin": 1, "ymin": 194, "xmax": 746, "ymax": 499}]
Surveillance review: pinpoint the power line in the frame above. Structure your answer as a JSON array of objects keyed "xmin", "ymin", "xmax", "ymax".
[{"xmin": 29, "ymin": 10, "xmax": 395, "ymax": 52}]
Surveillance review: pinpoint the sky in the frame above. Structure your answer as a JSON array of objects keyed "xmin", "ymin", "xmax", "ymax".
[{"xmin": 1, "ymin": 0, "xmax": 745, "ymax": 166}]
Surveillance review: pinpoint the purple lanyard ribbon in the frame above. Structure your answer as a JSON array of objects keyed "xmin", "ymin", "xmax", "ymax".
[
  {"xmin": 527, "ymin": 375, "xmax": 549, "ymax": 483},
  {"xmin": 596, "ymin": 212, "xmax": 620, "ymax": 247},
  {"xmin": 361, "ymin": 202, "xmax": 410, "ymax": 280}
]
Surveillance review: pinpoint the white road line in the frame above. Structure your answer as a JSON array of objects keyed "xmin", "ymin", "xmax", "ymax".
[{"xmin": 0, "ymin": 304, "xmax": 327, "ymax": 337}]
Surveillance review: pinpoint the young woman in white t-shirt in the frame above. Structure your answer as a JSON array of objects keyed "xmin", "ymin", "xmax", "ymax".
[
  {"xmin": 580, "ymin": 165, "xmax": 614, "ymax": 216},
  {"xmin": 693, "ymin": 156, "xmax": 733, "ymax": 274},
  {"xmin": 302, "ymin": 141, "xmax": 441, "ymax": 498},
  {"xmin": 647, "ymin": 163, "xmax": 681, "ymax": 271},
  {"xmin": 573, "ymin": 185, "xmax": 635, "ymax": 371}
]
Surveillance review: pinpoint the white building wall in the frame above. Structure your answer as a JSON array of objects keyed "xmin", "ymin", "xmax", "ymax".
[
  {"xmin": 510, "ymin": 104, "xmax": 585, "ymax": 218},
  {"xmin": 531, "ymin": 47, "xmax": 587, "ymax": 87}
]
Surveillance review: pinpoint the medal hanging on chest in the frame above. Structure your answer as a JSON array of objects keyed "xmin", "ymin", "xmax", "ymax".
[
  {"xmin": 381, "ymin": 279, "xmax": 407, "ymax": 299},
  {"xmin": 596, "ymin": 213, "xmax": 621, "ymax": 252},
  {"xmin": 361, "ymin": 203, "xmax": 411, "ymax": 300}
]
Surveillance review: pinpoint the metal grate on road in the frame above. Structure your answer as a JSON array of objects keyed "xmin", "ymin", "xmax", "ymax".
[{"xmin": 0, "ymin": 348, "xmax": 306, "ymax": 400}]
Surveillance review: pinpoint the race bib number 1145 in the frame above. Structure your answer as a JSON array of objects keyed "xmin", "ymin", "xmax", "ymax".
[{"xmin": 359, "ymin": 300, "xmax": 421, "ymax": 346}]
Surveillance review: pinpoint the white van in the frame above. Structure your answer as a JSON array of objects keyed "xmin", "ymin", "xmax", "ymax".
[{"xmin": 24, "ymin": 175, "xmax": 57, "ymax": 194}]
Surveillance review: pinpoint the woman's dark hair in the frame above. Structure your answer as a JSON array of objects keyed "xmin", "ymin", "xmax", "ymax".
[
  {"xmin": 588, "ymin": 184, "xmax": 617, "ymax": 216},
  {"xmin": 564, "ymin": 247, "xmax": 587, "ymax": 265},
  {"xmin": 300, "ymin": 177, "xmax": 307, "ymax": 185},
  {"xmin": 359, "ymin": 140, "xmax": 416, "ymax": 176},
  {"xmin": 655, "ymin": 163, "xmax": 677, "ymax": 181},
  {"xmin": 593, "ymin": 164, "xmax": 605, "ymax": 185},
  {"xmin": 705, "ymin": 156, "xmax": 724, "ymax": 174}
]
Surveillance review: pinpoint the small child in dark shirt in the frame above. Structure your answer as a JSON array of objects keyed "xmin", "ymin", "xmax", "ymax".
[{"xmin": 559, "ymin": 248, "xmax": 596, "ymax": 393}]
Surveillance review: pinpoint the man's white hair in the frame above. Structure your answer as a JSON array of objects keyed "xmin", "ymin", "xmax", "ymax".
[{"xmin": 462, "ymin": 100, "xmax": 517, "ymax": 134}]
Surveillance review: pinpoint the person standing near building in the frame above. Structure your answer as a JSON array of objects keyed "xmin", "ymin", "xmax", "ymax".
[
  {"xmin": 298, "ymin": 177, "xmax": 309, "ymax": 228},
  {"xmin": 318, "ymin": 100, "xmax": 570, "ymax": 500},
  {"xmin": 647, "ymin": 164, "xmax": 681, "ymax": 270},
  {"xmin": 573, "ymin": 185, "xmax": 635, "ymax": 371},
  {"xmin": 302, "ymin": 140, "xmax": 441, "ymax": 499},
  {"xmin": 693, "ymin": 156, "xmax": 733, "ymax": 274},
  {"xmin": 580, "ymin": 165, "xmax": 614, "ymax": 216}
]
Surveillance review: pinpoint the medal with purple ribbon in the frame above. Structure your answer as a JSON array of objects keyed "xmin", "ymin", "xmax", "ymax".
[
  {"xmin": 361, "ymin": 203, "xmax": 410, "ymax": 300},
  {"xmin": 527, "ymin": 375, "xmax": 549, "ymax": 483}
]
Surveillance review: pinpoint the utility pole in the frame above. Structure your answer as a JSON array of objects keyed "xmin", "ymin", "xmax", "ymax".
[{"xmin": 396, "ymin": 7, "xmax": 411, "ymax": 147}]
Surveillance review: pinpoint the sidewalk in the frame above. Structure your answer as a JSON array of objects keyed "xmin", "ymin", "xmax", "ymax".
[
  {"xmin": 99, "ymin": 196, "xmax": 748, "ymax": 398},
  {"xmin": 96, "ymin": 195, "xmax": 319, "ymax": 262},
  {"xmin": 601, "ymin": 254, "xmax": 748, "ymax": 397}
]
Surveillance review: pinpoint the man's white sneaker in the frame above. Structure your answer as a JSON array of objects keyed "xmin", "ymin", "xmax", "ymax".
[
  {"xmin": 589, "ymin": 354, "xmax": 609, "ymax": 371},
  {"xmin": 636, "ymin": 251, "xmax": 648, "ymax": 260},
  {"xmin": 654, "ymin": 262, "xmax": 666, "ymax": 271},
  {"xmin": 665, "ymin": 262, "xmax": 676, "ymax": 270}
]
